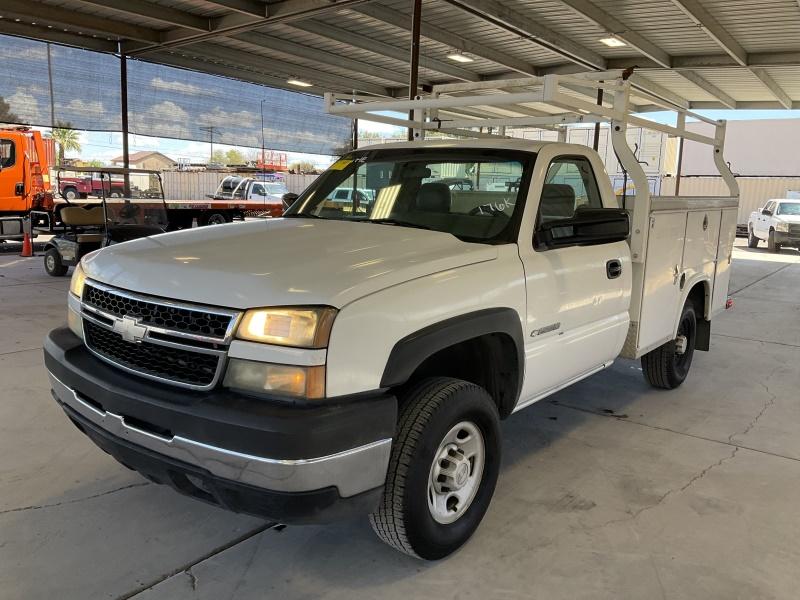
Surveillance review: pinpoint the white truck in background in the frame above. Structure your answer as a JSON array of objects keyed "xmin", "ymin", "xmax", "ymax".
[
  {"xmin": 46, "ymin": 72, "xmax": 739, "ymax": 560},
  {"xmin": 748, "ymin": 199, "xmax": 800, "ymax": 252}
]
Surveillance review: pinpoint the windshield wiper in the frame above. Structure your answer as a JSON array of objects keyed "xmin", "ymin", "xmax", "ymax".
[{"xmin": 368, "ymin": 218, "xmax": 433, "ymax": 231}]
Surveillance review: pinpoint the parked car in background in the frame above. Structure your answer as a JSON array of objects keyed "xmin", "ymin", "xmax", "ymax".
[
  {"xmin": 748, "ymin": 199, "xmax": 800, "ymax": 252},
  {"xmin": 59, "ymin": 175, "xmax": 126, "ymax": 200}
]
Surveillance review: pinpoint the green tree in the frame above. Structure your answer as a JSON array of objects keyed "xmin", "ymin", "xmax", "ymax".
[
  {"xmin": 210, "ymin": 148, "xmax": 247, "ymax": 166},
  {"xmin": 0, "ymin": 96, "xmax": 19, "ymax": 124},
  {"xmin": 48, "ymin": 122, "xmax": 81, "ymax": 166}
]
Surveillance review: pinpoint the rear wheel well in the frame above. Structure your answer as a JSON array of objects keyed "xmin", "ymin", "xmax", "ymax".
[
  {"xmin": 398, "ymin": 333, "xmax": 520, "ymax": 418},
  {"xmin": 687, "ymin": 282, "xmax": 710, "ymax": 351}
]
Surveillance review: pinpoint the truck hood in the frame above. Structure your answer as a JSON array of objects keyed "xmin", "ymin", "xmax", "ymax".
[
  {"xmin": 776, "ymin": 215, "xmax": 800, "ymax": 224},
  {"xmin": 82, "ymin": 218, "xmax": 498, "ymax": 309}
]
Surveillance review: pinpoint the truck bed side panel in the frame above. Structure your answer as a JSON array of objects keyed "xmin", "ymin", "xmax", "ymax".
[{"xmin": 711, "ymin": 208, "xmax": 738, "ymax": 317}]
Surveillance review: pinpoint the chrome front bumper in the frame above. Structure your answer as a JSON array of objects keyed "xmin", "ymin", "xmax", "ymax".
[{"xmin": 49, "ymin": 371, "xmax": 391, "ymax": 498}]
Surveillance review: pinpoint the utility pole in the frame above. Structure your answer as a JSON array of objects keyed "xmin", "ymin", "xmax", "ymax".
[
  {"xmin": 260, "ymin": 99, "xmax": 266, "ymax": 176},
  {"xmin": 119, "ymin": 45, "xmax": 130, "ymax": 196},
  {"xmin": 199, "ymin": 126, "xmax": 220, "ymax": 165}
]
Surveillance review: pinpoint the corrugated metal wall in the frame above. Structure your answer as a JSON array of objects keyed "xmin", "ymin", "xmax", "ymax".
[
  {"xmin": 660, "ymin": 177, "xmax": 800, "ymax": 224},
  {"xmin": 161, "ymin": 172, "xmax": 318, "ymax": 200}
]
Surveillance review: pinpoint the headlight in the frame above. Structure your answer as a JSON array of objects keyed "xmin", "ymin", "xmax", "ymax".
[
  {"xmin": 223, "ymin": 358, "xmax": 325, "ymax": 399},
  {"xmin": 236, "ymin": 307, "xmax": 337, "ymax": 348},
  {"xmin": 775, "ymin": 221, "xmax": 789, "ymax": 232},
  {"xmin": 70, "ymin": 263, "xmax": 86, "ymax": 298}
]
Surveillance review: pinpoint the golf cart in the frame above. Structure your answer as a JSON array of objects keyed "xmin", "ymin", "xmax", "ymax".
[{"xmin": 42, "ymin": 167, "xmax": 169, "ymax": 276}]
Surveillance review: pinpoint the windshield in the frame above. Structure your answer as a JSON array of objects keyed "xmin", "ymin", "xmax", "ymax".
[
  {"xmin": 264, "ymin": 182, "xmax": 288, "ymax": 196},
  {"xmin": 284, "ymin": 149, "xmax": 534, "ymax": 243},
  {"xmin": 777, "ymin": 202, "xmax": 800, "ymax": 216}
]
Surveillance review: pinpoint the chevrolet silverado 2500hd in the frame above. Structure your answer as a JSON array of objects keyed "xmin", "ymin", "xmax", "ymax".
[
  {"xmin": 748, "ymin": 199, "xmax": 800, "ymax": 252},
  {"xmin": 45, "ymin": 73, "xmax": 739, "ymax": 560}
]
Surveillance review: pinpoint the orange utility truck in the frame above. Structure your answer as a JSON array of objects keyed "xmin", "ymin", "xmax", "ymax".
[{"xmin": 0, "ymin": 127, "xmax": 55, "ymax": 240}]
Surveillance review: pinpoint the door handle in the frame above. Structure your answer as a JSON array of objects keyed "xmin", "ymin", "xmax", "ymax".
[{"xmin": 606, "ymin": 259, "xmax": 623, "ymax": 279}]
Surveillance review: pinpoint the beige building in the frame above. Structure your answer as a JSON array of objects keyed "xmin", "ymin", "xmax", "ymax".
[{"xmin": 111, "ymin": 151, "xmax": 176, "ymax": 171}]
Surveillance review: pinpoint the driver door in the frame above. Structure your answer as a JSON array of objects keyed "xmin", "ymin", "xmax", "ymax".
[{"xmin": 517, "ymin": 153, "xmax": 632, "ymax": 404}]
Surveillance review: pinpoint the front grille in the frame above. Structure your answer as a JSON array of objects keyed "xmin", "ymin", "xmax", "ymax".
[
  {"xmin": 789, "ymin": 224, "xmax": 800, "ymax": 236},
  {"xmin": 84, "ymin": 284, "xmax": 233, "ymax": 339},
  {"xmin": 84, "ymin": 320, "xmax": 220, "ymax": 388}
]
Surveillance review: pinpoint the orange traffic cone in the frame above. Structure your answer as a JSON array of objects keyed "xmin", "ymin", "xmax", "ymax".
[{"xmin": 20, "ymin": 231, "xmax": 33, "ymax": 257}]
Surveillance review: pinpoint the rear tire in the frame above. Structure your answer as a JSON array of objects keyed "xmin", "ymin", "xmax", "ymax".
[
  {"xmin": 768, "ymin": 230, "xmax": 782, "ymax": 253},
  {"xmin": 641, "ymin": 301, "xmax": 697, "ymax": 389},
  {"xmin": 747, "ymin": 226, "xmax": 759, "ymax": 248},
  {"xmin": 370, "ymin": 377, "xmax": 501, "ymax": 560},
  {"xmin": 44, "ymin": 248, "xmax": 68, "ymax": 277},
  {"xmin": 200, "ymin": 212, "xmax": 230, "ymax": 226}
]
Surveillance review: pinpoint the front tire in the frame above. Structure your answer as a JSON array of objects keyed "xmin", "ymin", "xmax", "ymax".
[
  {"xmin": 768, "ymin": 230, "xmax": 782, "ymax": 253},
  {"xmin": 44, "ymin": 248, "xmax": 68, "ymax": 277},
  {"xmin": 370, "ymin": 377, "xmax": 501, "ymax": 560},
  {"xmin": 641, "ymin": 301, "xmax": 697, "ymax": 389},
  {"xmin": 62, "ymin": 187, "xmax": 78, "ymax": 200},
  {"xmin": 747, "ymin": 226, "xmax": 759, "ymax": 248}
]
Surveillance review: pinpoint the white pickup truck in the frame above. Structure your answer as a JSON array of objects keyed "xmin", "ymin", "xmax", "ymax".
[
  {"xmin": 45, "ymin": 73, "xmax": 739, "ymax": 560},
  {"xmin": 748, "ymin": 199, "xmax": 800, "ymax": 252}
]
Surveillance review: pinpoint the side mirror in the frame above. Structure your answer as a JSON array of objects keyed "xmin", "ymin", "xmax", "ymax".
[
  {"xmin": 762, "ymin": 208, "xmax": 772, "ymax": 216},
  {"xmin": 14, "ymin": 182, "xmax": 24, "ymax": 196},
  {"xmin": 536, "ymin": 208, "xmax": 630, "ymax": 250},
  {"xmin": 282, "ymin": 192, "xmax": 299, "ymax": 208}
]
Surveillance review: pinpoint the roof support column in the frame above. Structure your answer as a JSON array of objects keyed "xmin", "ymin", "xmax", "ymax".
[
  {"xmin": 408, "ymin": 0, "xmax": 422, "ymax": 141},
  {"xmin": 119, "ymin": 47, "xmax": 131, "ymax": 196}
]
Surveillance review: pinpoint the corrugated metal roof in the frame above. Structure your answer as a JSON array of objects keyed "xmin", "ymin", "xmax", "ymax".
[{"xmin": 2, "ymin": 0, "xmax": 800, "ymax": 108}]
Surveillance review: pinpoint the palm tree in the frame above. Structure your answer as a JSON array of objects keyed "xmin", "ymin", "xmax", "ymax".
[{"xmin": 48, "ymin": 123, "xmax": 81, "ymax": 166}]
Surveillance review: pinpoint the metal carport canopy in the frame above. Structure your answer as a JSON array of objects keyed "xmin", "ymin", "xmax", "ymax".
[{"xmin": 3, "ymin": 0, "xmax": 800, "ymax": 113}]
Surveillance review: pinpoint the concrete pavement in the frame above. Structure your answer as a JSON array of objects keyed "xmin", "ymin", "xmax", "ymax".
[{"xmin": 1, "ymin": 240, "xmax": 799, "ymax": 600}]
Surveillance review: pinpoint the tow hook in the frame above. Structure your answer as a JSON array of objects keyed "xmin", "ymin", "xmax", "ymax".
[{"xmin": 675, "ymin": 335, "xmax": 688, "ymax": 355}]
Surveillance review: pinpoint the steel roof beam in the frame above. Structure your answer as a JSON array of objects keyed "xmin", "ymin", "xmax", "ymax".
[
  {"xmin": 609, "ymin": 51, "xmax": 800, "ymax": 70},
  {"xmin": 74, "ymin": 0, "xmax": 211, "ymax": 32},
  {"xmin": 0, "ymin": 20, "xmax": 118, "ymax": 52},
  {"xmin": 441, "ymin": 0, "xmax": 607, "ymax": 69},
  {"xmin": 670, "ymin": 0, "xmax": 747, "ymax": 66},
  {"xmin": 678, "ymin": 70, "xmax": 736, "ymax": 108},
  {"xmin": 289, "ymin": 20, "xmax": 480, "ymax": 82},
  {"xmin": 125, "ymin": 0, "xmax": 366, "ymax": 54},
  {"xmin": 557, "ymin": 0, "xmax": 671, "ymax": 68},
  {"xmin": 232, "ymin": 31, "xmax": 417, "ymax": 86},
  {"xmin": 0, "ymin": 0, "xmax": 161, "ymax": 42},
  {"xmin": 186, "ymin": 42, "xmax": 391, "ymax": 96},
  {"xmin": 354, "ymin": 4, "xmax": 539, "ymax": 76},
  {"xmin": 750, "ymin": 68, "xmax": 792, "ymax": 109},
  {"xmin": 202, "ymin": 0, "xmax": 267, "ymax": 17}
]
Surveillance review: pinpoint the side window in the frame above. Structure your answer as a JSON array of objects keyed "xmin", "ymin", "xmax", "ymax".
[
  {"xmin": 0, "ymin": 139, "xmax": 15, "ymax": 168},
  {"xmin": 251, "ymin": 184, "xmax": 265, "ymax": 196},
  {"xmin": 764, "ymin": 201, "xmax": 775, "ymax": 213},
  {"xmin": 538, "ymin": 156, "xmax": 602, "ymax": 225}
]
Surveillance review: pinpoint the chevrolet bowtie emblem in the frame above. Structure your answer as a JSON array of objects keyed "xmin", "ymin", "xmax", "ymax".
[{"xmin": 113, "ymin": 315, "xmax": 147, "ymax": 343}]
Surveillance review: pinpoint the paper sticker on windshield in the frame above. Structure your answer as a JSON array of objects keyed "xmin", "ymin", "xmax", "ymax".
[{"xmin": 329, "ymin": 159, "xmax": 353, "ymax": 171}]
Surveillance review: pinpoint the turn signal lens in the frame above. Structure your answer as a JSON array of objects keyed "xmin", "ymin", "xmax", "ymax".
[
  {"xmin": 223, "ymin": 359, "xmax": 325, "ymax": 399},
  {"xmin": 236, "ymin": 307, "xmax": 337, "ymax": 348},
  {"xmin": 70, "ymin": 263, "xmax": 86, "ymax": 298}
]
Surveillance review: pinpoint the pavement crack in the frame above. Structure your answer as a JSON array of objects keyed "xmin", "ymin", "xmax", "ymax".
[
  {"xmin": 0, "ymin": 482, "xmax": 150, "ymax": 515},
  {"xmin": 728, "ymin": 366, "xmax": 779, "ymax": 444},
  {"xmin": 729, "ymin": 262, "xmax": 792, "ymax": 295},
  {"xmin": 118, "ymin": 521, "xmax": 278, "ymax": 600}
]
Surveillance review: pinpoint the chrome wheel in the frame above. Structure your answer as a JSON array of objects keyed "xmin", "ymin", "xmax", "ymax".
[
  {"xmin": 45, "ymin": 254, "xmax": 55, "ymax": 271},
  {"xmin": 428, "ymin": 420, "xmax": 485, "ymax": 525}
]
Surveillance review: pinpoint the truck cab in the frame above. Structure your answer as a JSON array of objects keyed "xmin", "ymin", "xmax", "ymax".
[{"xmin": 0, "ymin": 127, "xmax": 55, "ymax": 216}]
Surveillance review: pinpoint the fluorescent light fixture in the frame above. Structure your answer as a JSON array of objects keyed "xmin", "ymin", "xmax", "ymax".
[
  {"xmin": 447, "ymin": 52, "xmax": 475, "ymax": 63},
  {"xmin": 287, "ymin": 78, "xmax": 313, "ymax": 87},
  {"xmin": 599, "ymin": 36, "xmax": 626, "ymax": 48}
]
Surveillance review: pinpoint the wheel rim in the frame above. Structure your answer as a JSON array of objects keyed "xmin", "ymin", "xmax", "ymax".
[
  {"xmin": 673, "ymin": 311, "xmax": 696, "ymax": 377},
  {"xmin": 45, "ymin": 255, "xmax": 55, "ymax": 271},
  {"xmin": 427, "ymin": 421, "xmax": 485, "ymax": 525},
  {"xmin": 65, "ymin": 191, "xmax": 76, "ymax": 199}
]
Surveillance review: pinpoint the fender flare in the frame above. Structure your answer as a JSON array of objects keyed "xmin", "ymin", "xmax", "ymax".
[
  {"xmin": 675, "ymin": 275, "xmax": 712, "ymax": 351},
  {"xmin": 380, "ymin": 308, "xmax": 525, "ymax": 408}
]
